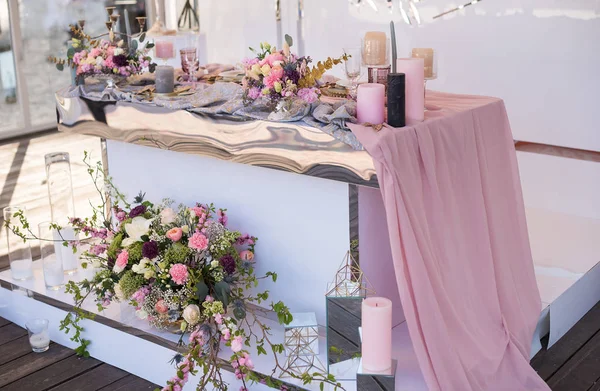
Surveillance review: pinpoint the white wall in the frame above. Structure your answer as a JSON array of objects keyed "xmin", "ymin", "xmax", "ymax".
[{"xmin": 197, "ymin": 0, "xmax": 600, "ymax": 152}]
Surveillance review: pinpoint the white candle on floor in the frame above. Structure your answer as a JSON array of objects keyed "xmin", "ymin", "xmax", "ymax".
[{"xmin": 29, "ymin": 332, "xmax": 50, "ymax": 350}]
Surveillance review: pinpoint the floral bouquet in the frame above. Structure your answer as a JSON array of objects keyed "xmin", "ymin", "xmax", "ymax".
[
  {"xmin": 242, "ymin": 35, "xmax": 347, "ymax": 110},
  {"xmin": 49, "ymin": 24, "xmax": 156, "ymax": 79},
  {"xmin": 6, "ymin": 153, "xmax": 344, "ymax": 391}
]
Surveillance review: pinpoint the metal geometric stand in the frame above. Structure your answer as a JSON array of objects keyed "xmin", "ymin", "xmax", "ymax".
[
  {"xmin": 177, "ymin": 0, "xmax": 199, "ymax": 31},
  {"xmin": 281, "ymin": 312, "xmax": 326, "ymax": 377}
]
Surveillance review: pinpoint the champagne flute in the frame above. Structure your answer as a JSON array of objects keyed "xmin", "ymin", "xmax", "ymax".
[
  {"xmin": 343, "ymin": 47, "xmax": 361, "ymax": 99},
  {"xmin": 180, "ymin": 48, "xmax": 199, "ymax": 85}
]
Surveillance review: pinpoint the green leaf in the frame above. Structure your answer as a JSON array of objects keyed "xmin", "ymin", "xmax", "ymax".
[
  {"xmin": 56, "ymin": 63, "xmax": 64, "ymax": 71},
  {"xmin": 67, "ymin": 47, "xmax": 75, "ymax": 59},
  {"xmin": 140, "ymin": 32, "xmax": 146, "ymax": 42},
  {"xmin": 285, "ymin": 34, "xmax": 293, "ymax": 47},
  {"xmin": 195, "ymin": 281, "xmax": 209, "ymax": 302},
  {"xmin": 131, "ymin": 39, "xmax": 138, "ymax": 51},
  {"xmin": 146, "ymin": 42, "xmax": 155, "ymax": 49},
  {"xmin": 213, "ymin": 281, "xmax": 231, "ymax": 307},
  {"xmin": 320, "ymin": 383, "xmax": 324, "ymax": 391}
]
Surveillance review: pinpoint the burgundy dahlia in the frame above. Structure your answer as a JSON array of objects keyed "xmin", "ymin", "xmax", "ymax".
[
  {"xmin": 113, "ymin": 54, "xmax": 128, "ymax": 67},
  {"xmin": 142, "ymin": 241, "xmax": 159, "ymax": 259},
  {"xmin": 129, "ymin": 205, "xmax": 146, "ymax": 218},
  {"xmin": 220, "ymin": 254, "xmax": 236, "ymax": 275}
]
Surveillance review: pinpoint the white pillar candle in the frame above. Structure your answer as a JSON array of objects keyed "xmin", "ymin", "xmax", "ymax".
[
  {"xmin": 363, "ymin": 32, "xmax": 388, "ymax": 66},
  {"xmin": 357, "ymin": 83, "xmax": 385, "ymax": 124},
  {"xmin": 53, "ymin": 226, "xmax": 79, "ymax": 273},
  {"xmin": 10, "ymin": 259, "xmax": 33, "ymax": 280},
  {"xmin": 43, "ymin": 255, "xmax": 64, "ymax": 289},
  {"xmin": 396, "ymin": 58, "xmax": 424, "ymax": 122},
  {"xmin": 361, "ymin": 297, "xmax": 393, "ymax": 372}
]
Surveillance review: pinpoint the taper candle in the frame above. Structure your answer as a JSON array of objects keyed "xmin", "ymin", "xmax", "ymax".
[
  {"xmin": 387, "ymin": 73, "xmax": 405, "ymax": 127},
  {"xmin": 396, "ymin": 58, "xmax": 424, "ymax": 122},
  {"xmin": 357, "ymin": 83, "xmax": 385, "ymax": 124},
  {"xmin": 361, "ymin": 297, "xmax": 393, "ymax": 372},
  {"xmin": 155, "ymin": 65, "xmax": 174, "ymax": 93}
]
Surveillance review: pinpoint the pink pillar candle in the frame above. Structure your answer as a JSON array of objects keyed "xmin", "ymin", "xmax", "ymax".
[
  {"xmin": 357, "ymin": 83, "xmax": 385, "ymax": 124},
  {"xmin": 155, "ymin": 40, "xmax": 175, "ymax": 60},
  {"xmin": 361, "ymin": 297, "xmax": 393, "ymax": 372},
  {"xmin": 396, "ymin": 58, "xmax": 424, "ymax": 122}
]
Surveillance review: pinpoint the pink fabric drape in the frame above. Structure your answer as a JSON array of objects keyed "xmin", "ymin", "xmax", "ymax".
[{"xmin": 349, "ymin": 92, "xmax": 549, "ymax": 391}]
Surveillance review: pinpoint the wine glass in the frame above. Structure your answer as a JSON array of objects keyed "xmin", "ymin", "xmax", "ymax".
[
  {"xmin": 343, "ymin": 47, "xmax": 362, "ymax": 99},
  {"xmin": 180, "ymin": 48, "xmax": 199, "ymax": 85}
]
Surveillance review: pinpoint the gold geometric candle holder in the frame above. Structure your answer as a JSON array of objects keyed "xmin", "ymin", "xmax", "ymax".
[
  {"xmin": 284, "ymin": 312, "xmax": 319, "ymax": 356},
  {"xmin": 325, "ymin": 250, "xmax": 375, "ymax": 298}
]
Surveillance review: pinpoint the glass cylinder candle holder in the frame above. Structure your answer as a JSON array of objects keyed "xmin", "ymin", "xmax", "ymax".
[
  {"xmin": 26, "ymin": 318, "xmax": 50, "ymax": 353},
  {"xmin": 38, "ymin": 222, "xmax": 65, "ymax": 290},
  {"xmin": 3, "ymin": 206, "xmax": 33, "ymax": 281},
  {"xmin": 362, "ymin": 33, "xmax": 389, "ymax": 67},
  {"xmin": 45, "ymin": 152, "xmax": 75, "ymax": 226}
]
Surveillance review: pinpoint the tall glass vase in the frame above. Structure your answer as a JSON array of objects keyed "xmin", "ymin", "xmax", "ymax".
[
  {"xmin": 3, "ymin": 206, "xmax": 33, "ymax": 280},
  {"xmin": 45, "ymin": 152, "xmax": 79, "ymax": 274}
]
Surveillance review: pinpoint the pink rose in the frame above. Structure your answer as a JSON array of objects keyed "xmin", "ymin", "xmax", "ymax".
[
  {"xmin": 188, "ymin": 232, "xmax": 208, "ymax": 251},
  {"xmin": 169, "ymin": 263, "xmax": 189, "ymax": 285},
  {"xmin": 239, "ymin": 250, "xmax": 254, "ymax": 262},
  {"xmin": 155, "ymin": 299, "xmax": 169, "ymax": 314},
  {"xmin": 231, "ymin": 336, "xmax": 243, "ymax": 352},
  {"xmin": 190, "ymin": 206, "xmax": 205, "ymax": 218},
  {"xmin": 166, "ymin": 227, "xmax": 183, "ymax": 242},
  {"xmin": 263, "ymin": 66, "xmax": 284, "ymax": 88},
  {"xmin": 222, "ymin": 328, "xmax": 231, "ymax": 341},
  {"xmin": 264, "ymin": 52, "xmax": 284, "ymax": 66},
  {"xmin": 113, "ymin": 250, "xmax": 129, "ymax": 273}
]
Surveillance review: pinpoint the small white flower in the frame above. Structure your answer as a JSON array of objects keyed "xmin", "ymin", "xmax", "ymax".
[
  {"xmin": 182, "ymin": 304, "xmax": 201, "ymax": 326},
  {"xmin": 160, "ymin": 208, "xmax": 177, "ymax": 225},
  {"xmin": 136, "ymin": 309, "xmax": 148, "ymax": 320},
  {"xmin": 113, "ymin": 48, "xmax": 124, "ymax": 56},
  {"xmin": 210, "ymin": 260, "xmax": 219, "ymax": 268},
  {"xmin": 114, "ymin": 284, "xmax": 125, "ymax": 300},
  {"xmin": 181, "ymin": 225, "xmax": 189, "ymax": 234}
]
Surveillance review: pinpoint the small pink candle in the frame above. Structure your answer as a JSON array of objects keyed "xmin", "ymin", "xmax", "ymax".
[
  {"xmin": 155, "ymin": 40, "xmax": 174, "ymax": 60},
  {"xmin": 396, "ymin": 58, "xmax": 424, "ymax": 122},
  {"xmin": 357, "ymin": 83, "xmax": 385, "ymax": 124},
  {"xmin": 361, "ymin": 297, "xmax": 392, "ymax": 372}
]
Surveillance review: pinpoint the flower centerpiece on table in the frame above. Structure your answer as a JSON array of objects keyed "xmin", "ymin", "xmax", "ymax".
[
  {"xmin": 49, "ymin": 24, "xmax": 156, "ymax": 82},
  {"xmin": 242, "ymin": 34, "xmax": 348, "ymax": 110},
  {"xmin": 5, "ymin": 152, "xmax": 345, "ymax": 391}
]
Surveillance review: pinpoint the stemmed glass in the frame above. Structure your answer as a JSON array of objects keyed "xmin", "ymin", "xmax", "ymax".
[
  {"xmin": 343, "ymin": 47, "xmax": 361, "ymax": 100},
  {"xmin": 180, "ymin": 48, "xmax": 199, "ymax": 85}
]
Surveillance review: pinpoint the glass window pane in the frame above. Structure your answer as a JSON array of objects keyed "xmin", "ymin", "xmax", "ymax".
[{"xmin": 0, "ymin": 0, "xmax": 24, "ymax": 134}]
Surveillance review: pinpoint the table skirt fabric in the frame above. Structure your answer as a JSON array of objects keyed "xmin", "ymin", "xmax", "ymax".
[{"xmin": 349, "ymin": 92, "xmax": 550, "ymax": 391}]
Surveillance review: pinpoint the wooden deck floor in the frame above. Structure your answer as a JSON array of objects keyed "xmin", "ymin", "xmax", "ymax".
[
  {"xmin": 0, "ymin": 130, "xmax": 599, "ymax": 390},
  {"xmin": 0, "ymin": 317, "xmax": 158, "ymax": 390}
]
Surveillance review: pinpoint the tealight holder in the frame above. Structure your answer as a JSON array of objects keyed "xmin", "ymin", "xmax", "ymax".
[
  {"xmin": 357, "ymin": 359, "xmax": 398, "ymax": 391},
  {"xmin": 284, "ymin": 312, "xmax": 319, "ymax": 356}
]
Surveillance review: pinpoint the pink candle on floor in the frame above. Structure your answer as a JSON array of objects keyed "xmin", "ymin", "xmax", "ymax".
[
  {"xmin": 155, "ymin": 40, "xmax": 174, "ymax": 60},
  {"xmin": 362, "ymin": 297, "xmax": 392, "ymax": 372},
  {"xmin": 396, "ymin": 58, "xmax": 424, "ymax": 122},
  {"xmin": 357, "ymin": 83, "xmax": 385, "ymax": 124}
]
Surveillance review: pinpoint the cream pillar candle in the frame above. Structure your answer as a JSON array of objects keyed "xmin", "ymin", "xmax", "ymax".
[
  {"xmin": 396, "ymin": 58, "xmax": 424, "ymax": 122},
  {"xmin": 411, "ymin": 48, "xmax": 434, "ymax": 79},
  {"xmin": 361, "ymin": 297, "xmax": 393, "ymax": 372},
  {"xmin": 363, "ymin": 32, "xmax": 387, "ymax": 66},
  {"xmin": 357, "ymin": 83, "xmax": 385, "ymax": 124}
]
